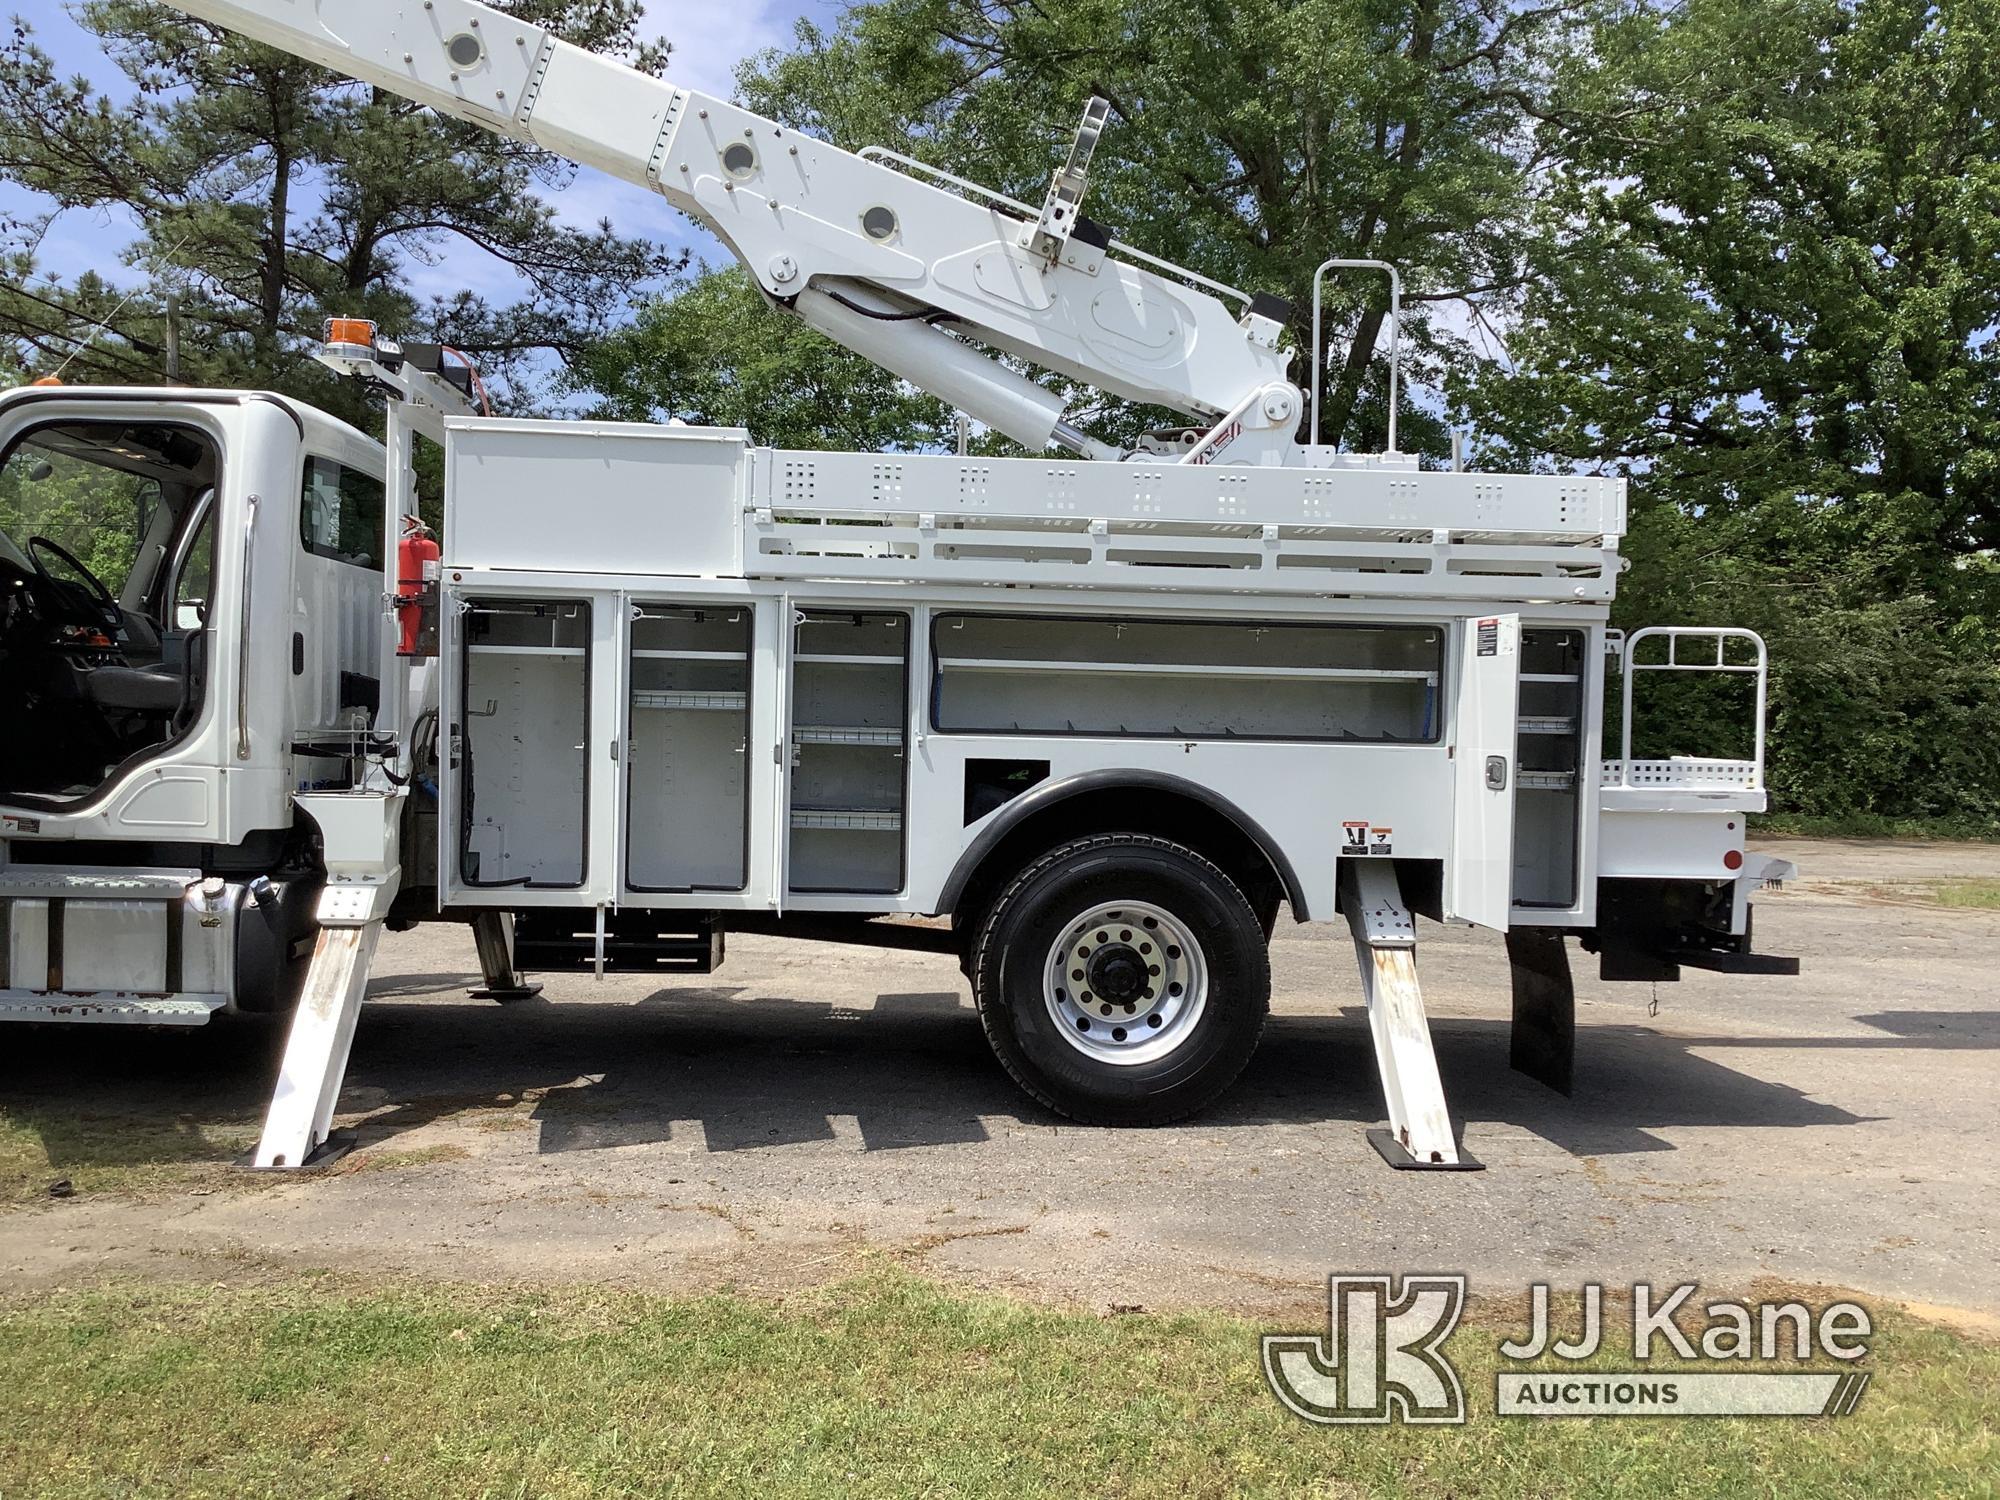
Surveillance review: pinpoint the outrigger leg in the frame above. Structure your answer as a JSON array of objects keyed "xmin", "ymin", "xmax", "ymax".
[
  {"xmin": 249, "ymin": 880, "xmax": 393, "ymax": 1169},
  {"xmin": 468, "ymin": 911, "xmax": 542, "ymax": 1001},
  {"xmin": 249, "ymin": 790, "xmax": 403, "ymax": 1170},
  {"xmin": 1340, "ymin": 860, "xmax": 1482, "ymax": 1171}
]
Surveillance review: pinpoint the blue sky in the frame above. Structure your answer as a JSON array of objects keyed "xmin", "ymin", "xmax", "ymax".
[{"xmin": 5, "ymin": 0, "xmax": 833, "ymax": 312}]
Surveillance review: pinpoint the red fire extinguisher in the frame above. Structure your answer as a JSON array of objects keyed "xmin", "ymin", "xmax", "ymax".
[{"xmin": 397, "ymin": 516, "xmax": 440, "ymax": 656}]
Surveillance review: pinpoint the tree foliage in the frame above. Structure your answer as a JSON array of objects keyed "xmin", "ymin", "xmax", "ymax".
[
  {"xmin": 0, "ymin": 0, "xmax": 683, "ymax": 415},
  {"xmin": 1471, "ymin": 0, "xmax": 2000, "ymax": 825}
]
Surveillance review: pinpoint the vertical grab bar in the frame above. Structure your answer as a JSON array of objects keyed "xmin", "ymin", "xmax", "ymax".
[
  {"xmin": 235, "ymin": 491, "xmax": 260, "ymax": 761},
  {"xmin": 1310, "ymin": 258, "xmax": 1403, "ymax": 454}
]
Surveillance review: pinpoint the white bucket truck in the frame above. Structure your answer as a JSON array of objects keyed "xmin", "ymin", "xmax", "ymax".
[{"xmin": 0, "ymin": 0, "xmax": 1795, "ymax": 1170}]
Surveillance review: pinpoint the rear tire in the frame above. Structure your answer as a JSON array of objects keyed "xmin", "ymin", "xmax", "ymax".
[{"xmin": 971, "ymin": 833, "xmax": 1269, "ymax": 1125}]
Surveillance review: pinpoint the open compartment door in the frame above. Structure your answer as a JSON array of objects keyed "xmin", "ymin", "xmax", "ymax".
[{"xmin": 1444, "ymin": 614, "xmax": 1520, "ymax": 930}]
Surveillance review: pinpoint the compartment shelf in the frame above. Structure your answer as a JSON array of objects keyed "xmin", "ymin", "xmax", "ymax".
[
  {"xmin": 794, "ymin": 652, "xmax": 901, "ymax": 667},
  {"xmin": 1517, "ymin": 716, "xmax": 1578, "ymax": 735},
  {"xmin": 1520, "ymin": 672, "xmax": 1580, "ymax": 684},
  {"xmin": 632, "ymin": 690, "xmax": 746, "ymax": 711},
  {"xmin": 790, "ymin": 807, "xmax": 902, "ymax": 831},
  {"xmin": 1519, "ymin": 769, "xmax": 1578, "ymax": 791},
  {"xmin": 467, "ymin": 644, "xmax": 585, "ymax": 657},
  {"xmin": 934, "ymin": 656, "xmax": 1435, "ymax": 683},
  {"xmin": 632, "ymin": 649, "xmax": 752, "ymax": 661},
  {"xmin": 793, "ymin": 725, "xmax": 902, "ymax": 746}
]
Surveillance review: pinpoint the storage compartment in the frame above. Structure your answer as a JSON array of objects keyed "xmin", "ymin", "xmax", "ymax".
[
  {"xmin": 930, "ymin": 613, "xmax": 1441, "ymax": 741},
  {"xmin": 458, "ymin": 599, "xmax": 590, "ymax": 888},
  {"xmin": 1512, "ymin": 628, "xmax": 1586, "ymax": 908},
  {"xmin": 626, "ymin": 604, "xmax": 753, "ymax": 891},
  {"xmin": 787, "ymin": 610, "xmax": 908, "ymax": 894}
]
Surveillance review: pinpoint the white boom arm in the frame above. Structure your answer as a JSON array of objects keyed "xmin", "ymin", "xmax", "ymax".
[{"xmin": 160, "ymin": 0, "xmax": 1297, "ymax": 458}]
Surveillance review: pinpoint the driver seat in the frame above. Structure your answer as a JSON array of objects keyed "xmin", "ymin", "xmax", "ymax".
[{"xmin": 85, "ymin": 662, "xmax": 186, "ymax": 716}]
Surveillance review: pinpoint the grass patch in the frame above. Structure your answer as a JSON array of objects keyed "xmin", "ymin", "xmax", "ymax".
[
  {"xmin": 1928, "ymin": 879, "xmax": 2000, "ymax": 910},
  {"xmin": 1854, "ymin": 879, "xmax": 2000, "ymax": 911},
  {"xmin": 330, "ymin": 1144, "xmax": 472, "ymax": 1175},
  {"xmin": 0, "ymin": 1110, "xmax": 257, "ymax": 1206},
  {"xmin": 0, "ymin": 1269, "xmax": 1992, "ymax": 1498},
  {"xmin": 1753, "ymin": 811, "xmax": 2000, "ymax": 842}
]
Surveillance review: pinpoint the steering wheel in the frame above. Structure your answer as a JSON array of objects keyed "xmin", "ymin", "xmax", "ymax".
[{"xmin": 28, "ymin": 535, "xmax": 123, "ymax": 634}]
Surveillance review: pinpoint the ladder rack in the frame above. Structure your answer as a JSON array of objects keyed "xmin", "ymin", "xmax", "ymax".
[{"xmin": 747, "ymin": 450, "xmax": 1625, "ymax": 606}]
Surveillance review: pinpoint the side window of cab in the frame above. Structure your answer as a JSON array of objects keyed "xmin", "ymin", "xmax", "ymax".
[{"xmin": 300, "ymin": 456, "xmax": 385, "ymax": 570}]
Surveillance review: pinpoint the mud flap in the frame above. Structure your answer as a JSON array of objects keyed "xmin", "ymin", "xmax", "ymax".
[{"xmin": 1505, "ymin": 927, "xmax": 1574, "ymax": 1096}]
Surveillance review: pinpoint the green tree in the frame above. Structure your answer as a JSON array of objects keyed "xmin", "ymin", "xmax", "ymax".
[
  {"xmin": 0, "ymin": 0, "xmax": 683, "ymax": 414},
  {"xmin": 1469, "ymin": 0, "xmax": 2000, "ymax": 826},
  {"xmin": 574, "ymin": 267, "xmax": 954, "ymax": 449},
  {"xmin": 735, "ymin": 0, "xmax": 1596, "ymax": 452}
]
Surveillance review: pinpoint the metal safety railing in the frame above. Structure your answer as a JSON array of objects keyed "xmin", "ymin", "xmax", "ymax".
[
  {"xmin": 1310, "ymin": 258, "xmax": 1402, "ymax": 454},
  {"xmin": 1604, "ymin": 627, "xmax": 1768, "ymax": 793}
]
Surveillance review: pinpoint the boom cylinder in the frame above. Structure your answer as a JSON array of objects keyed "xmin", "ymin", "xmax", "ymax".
[{"xmin": 793, "ymin": 286, "xmax": 1117, "ymax": 460}]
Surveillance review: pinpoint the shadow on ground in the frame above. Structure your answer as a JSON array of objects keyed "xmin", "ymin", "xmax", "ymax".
[{"xmin": 7, "ymin": 980, "xmax": 1973, "ymax": 1176}]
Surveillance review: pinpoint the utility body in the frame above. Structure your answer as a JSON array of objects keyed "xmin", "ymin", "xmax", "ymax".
[{"xmin": 0, "ymin": 0, "xmax": 1796, "ymax": 1169}]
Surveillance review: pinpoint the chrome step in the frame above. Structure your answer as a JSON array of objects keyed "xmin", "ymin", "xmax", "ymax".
[
  {"xmin": 0, "ymin": 992, "xmax": 225, "ymax": 1025},
  {"xmin": 0, "ymin": 866, "xmax": 201, "ymax": 901}
]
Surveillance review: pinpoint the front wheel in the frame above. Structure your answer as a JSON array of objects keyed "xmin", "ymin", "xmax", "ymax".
[{"xmin": 970, "ymin": 834, "xmax": 1270, "ymax": 1125}]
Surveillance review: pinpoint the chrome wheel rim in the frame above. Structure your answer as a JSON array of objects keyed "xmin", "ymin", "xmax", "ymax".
[{"xmin": 1042, "ymin": 899, "xmax": 1208, "ymax": 1066}]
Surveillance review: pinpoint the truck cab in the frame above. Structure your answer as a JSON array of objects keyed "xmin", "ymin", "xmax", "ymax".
[{"xmin": 0, "ymin": 385, "xmax": 386, "ymax": 1018}]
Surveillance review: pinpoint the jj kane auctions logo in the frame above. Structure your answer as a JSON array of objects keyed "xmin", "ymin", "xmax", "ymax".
[{"xmin": 1263, "ymin": 1275, "xmax": 1872, "ymax": 1424}]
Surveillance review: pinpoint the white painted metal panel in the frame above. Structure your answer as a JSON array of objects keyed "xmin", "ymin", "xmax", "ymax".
[
  {"xmin": 291, "ymin": 552, "xmax": 380, "ymax": 746},
  {"xmin": 445, "ymin": 419, "xmax": 745, "ymax": 577},
  {"xmin": 1444, "ymin": 614, "xmax": 1520, "ymax": 930},
  {"xmin": 1596, "ymin": 808, "xmax": 1744, "ymax": 881}
]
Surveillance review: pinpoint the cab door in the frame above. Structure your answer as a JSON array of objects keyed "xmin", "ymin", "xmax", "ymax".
[{"xmin": 1443, "ymin": 614, "xmax": 1520, "ymax": 929}]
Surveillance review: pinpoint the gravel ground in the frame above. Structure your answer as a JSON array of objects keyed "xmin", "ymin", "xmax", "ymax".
[{"xmin": 3, "ymin": 835, "xmax": 1996, "ymax": 1323}]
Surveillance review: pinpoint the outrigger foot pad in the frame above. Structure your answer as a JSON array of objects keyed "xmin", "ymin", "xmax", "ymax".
[
  {"xmin": 469, "ymin": 982, "xmax": 543, "ymax": 1002},
  {"xmin": 239, "ymin": 1128, "xmax": 358, "ymax": 1172},
  {"xmin": 1367, "ymin": 1128, "xmax": 1485, "ymax": 1172}
]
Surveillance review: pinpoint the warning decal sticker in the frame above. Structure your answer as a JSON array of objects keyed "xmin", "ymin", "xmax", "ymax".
[{"xmin": 1341, "ymin": 821, "xmax": 1393, "ymax": 856}]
